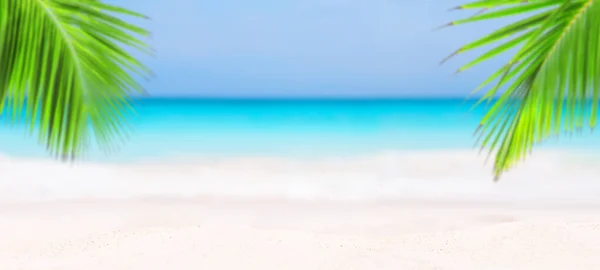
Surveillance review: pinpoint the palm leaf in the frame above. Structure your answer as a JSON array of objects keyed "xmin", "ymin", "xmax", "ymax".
[
  {"xmin": 442, "ymin": 0, "xmax": 600, "ymax": 179},
  {"xmin": 0, "ymin": 0, "xmax": 151, "ymax": 160}
]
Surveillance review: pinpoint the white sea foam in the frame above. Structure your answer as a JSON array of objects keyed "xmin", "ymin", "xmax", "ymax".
[{"xmin": 1, "ymin": 149, "xmax": 600, "ymax": 204}]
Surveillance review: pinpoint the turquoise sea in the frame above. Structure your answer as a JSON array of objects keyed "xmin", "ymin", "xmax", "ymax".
[
  {"xmin": 0, "ymin": 98, "xmax": 598, "ymax": 162},
  {"xmin": 2, "ymin": 98, "xmax": 600, "ymax": 204}
]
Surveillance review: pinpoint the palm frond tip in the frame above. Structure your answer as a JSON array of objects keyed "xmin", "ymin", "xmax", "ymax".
[
  {"xmin": 443, "ymin": 0, "xmax": 600, "ymax": 179},
  {"xmin": 0, "ymin": 0, "xmax": 151, "ymax": 160}
]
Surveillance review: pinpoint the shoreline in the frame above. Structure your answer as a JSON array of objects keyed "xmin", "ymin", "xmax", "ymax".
[
  {"xmin": 1, "ymin": 149, "xmax": 600, "ymax": 204},
  {"xmin": 5, "ymin": 195, "xmax": 600, "ymax": 210}
]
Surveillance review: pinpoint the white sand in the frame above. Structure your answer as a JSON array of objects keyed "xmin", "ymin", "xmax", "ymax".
[
  {"xmin": 2, "ymin": 200, "xmax": 600, "ymax": 269},
  {"xmin": 1, "ymin": 150, "xmax": 600, "ymax": 269}
]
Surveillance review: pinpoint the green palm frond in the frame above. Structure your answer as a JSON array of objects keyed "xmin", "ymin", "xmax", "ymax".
[
  {"xmin": 442, "ymin": 0, "xmax": 600, "ymax": 180},
  {"xmin": 0, "ymin": 0, "xmax": 151, "ymax": 160}
]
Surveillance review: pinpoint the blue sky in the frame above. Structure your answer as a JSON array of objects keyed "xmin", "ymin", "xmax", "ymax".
[{"xmin": 119, "ymin": 0, "xmax": 513, "ymax": 97}]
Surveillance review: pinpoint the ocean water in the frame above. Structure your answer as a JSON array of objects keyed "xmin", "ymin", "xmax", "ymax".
[
  {"xmin": 2, "ymin": 99, "xmax": 600, "ymax": 204},
  {"xmin": 0, "ymin": 98, "xmax": 598, "ymax": 162}
]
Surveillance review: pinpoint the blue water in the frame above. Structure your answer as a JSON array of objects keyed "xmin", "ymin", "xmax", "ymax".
[{"xmin": 0, "ymin": 98, "xmax": 598, "ymax": 162}]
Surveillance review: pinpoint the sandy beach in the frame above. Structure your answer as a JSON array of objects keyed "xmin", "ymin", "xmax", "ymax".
[
  {"xmin": 2, "ymin": 199, "xmax": 600, "ymax": 270},
  {"xmin": 1, "ymin": 150, "xmax": 600, "ymax": 269}
]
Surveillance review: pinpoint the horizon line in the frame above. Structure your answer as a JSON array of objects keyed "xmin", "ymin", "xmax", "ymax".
[{"xmin": 130, "ymin": 96, "xmax": 491, "ymax": 100}]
